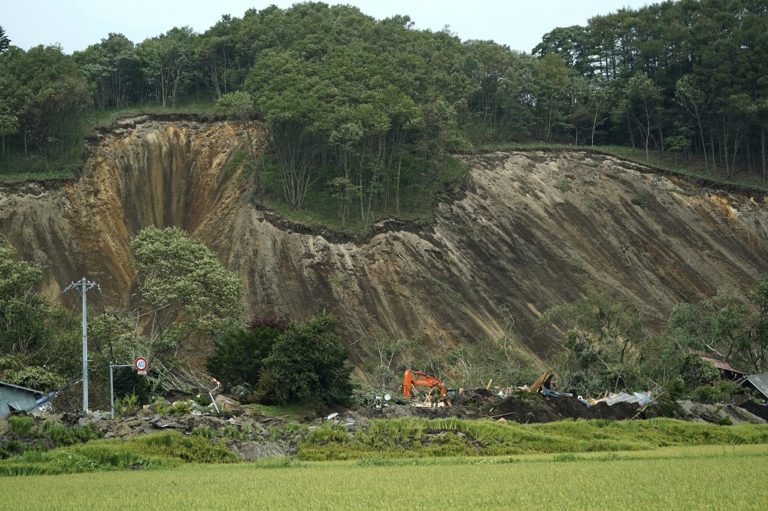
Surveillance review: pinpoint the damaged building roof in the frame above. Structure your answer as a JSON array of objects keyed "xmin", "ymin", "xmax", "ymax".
[
  {"xmin": 0, "ymin": 381, "xmax": 45, "ymax": 417},
  {"xmin": 699, "ymin": 355, "xmax": 744, "ymax": 374},
  {"xmin": 745, "ymin": 373, "xmax": 768, "ymax": 400}
]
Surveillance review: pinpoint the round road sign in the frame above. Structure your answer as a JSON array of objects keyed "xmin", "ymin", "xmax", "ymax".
[{"xmin": 134, "ymin": 357, "xmax": 148, "ymax": 372}]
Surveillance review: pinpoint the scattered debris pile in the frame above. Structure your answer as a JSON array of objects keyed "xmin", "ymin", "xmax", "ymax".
[
  {"xmin": 10, "ymin": 404, "xmax": 306, "ymax": 461},
  {"xmin": 371, "ymin": 390, "xmax": 662, "ymax": 423},
  {"xmin": 370, "ymin": 377, "xmax": 766, "ymax": 425}
]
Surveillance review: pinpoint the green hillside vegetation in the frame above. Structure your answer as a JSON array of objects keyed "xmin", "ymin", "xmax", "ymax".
[{"xmin": 1, "ymin": 0, "xmax": 766, "ymax": 223}]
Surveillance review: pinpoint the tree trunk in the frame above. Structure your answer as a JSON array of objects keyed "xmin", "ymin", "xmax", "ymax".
[
  {"xmin": 761, "ymin": 125, "xmax": 766, "ymax": 183},
  {"xmin": 395, "ymin": 157, "xmax": 401, "ymax": 214},
  {"xmin": 644, "ymin": 104, "xmax": 651, "ymax": 163},
  {"xmin": 657, "ymin": 120, "xmax": 664, "ymax": 153},
  {"xmin": 697, "ymin": 114, "xmax": 708, "ymax": 173},
  {"xmin": 627, "ymin": 114, "xmax": 636, "ymax": 148},
  {"xmin": 591, "ymin": 108, "xmax": 599, "ymax": 146},
  {"xmin": 723, "ymin": 120, "xmax": 730, "ymax": 179}
]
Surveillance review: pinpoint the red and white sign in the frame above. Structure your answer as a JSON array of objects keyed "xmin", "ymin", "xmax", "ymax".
[{"xmin": 134, "ymin": 357, "xmax": 148, "ymax": 374}]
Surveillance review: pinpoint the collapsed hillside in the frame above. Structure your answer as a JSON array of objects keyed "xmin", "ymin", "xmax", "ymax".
[{"xmin": 1, "ymin": 117, "xmax": 767, "ymax": 364}]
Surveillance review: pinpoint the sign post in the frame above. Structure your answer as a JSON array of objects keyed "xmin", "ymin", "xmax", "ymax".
[
  {"xmin": 134, "ymin": 357, "xmax": 148, "ymax": 375},
  {"xmin": 108, "ymin": 357, "xmax": 149, "ymax": 419},
  {"xmin": 108, "ymin": 363, "xmax": 132, "ymax": 419}
]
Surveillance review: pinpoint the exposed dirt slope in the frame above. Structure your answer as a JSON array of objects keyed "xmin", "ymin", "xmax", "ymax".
[{"xmin": 1, "ymin": 118, "xmax": 767, "ymax": 361}]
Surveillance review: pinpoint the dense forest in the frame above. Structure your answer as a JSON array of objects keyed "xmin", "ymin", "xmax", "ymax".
[{"xmin": 1, "ymin": 0, "xmax": 767, "ymax": 222}]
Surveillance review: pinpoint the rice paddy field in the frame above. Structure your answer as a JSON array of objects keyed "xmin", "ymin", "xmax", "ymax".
[{"xmin": 2, "ymin": 443, "xmax": 767, "ymax": 511}]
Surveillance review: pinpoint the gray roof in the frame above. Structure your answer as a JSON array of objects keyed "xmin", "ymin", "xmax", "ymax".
[
  {"xmin": 0, "ymin": 381, "xmax": 44, "ymax": 396},
  {"xmin": 746, "ymin": 373, "xmax": 768, "ymax": 399}
]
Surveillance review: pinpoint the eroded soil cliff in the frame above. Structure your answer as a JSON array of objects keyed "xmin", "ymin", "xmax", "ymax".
[{"xmin": 1, "ymin": 118, "xmax": 767, "ymax": 362}]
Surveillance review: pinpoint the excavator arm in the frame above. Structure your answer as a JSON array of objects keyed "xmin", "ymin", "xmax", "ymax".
[{"xmin": 403, "ymin": 368, "xmax": 447, "ymax": 398}]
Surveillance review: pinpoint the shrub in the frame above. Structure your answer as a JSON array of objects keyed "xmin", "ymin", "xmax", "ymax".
[
  {"xmin": 8, "ymin": 416, "xmax": 34, "ymax": 436},
  {"xmin": 206, "ymin": 315, "xmax": 287, "ymax": 395},
  {"xmin": 555, "ymin": 179, "xmax": 572, "ymax": 192},
  {"xmin": 191, "ymin": 426, "xmax": 215, "ymax": 439},
  {"xmin": 4, "ymin": 366, "xmax": 64, "ymax": 391},
  {"xmin": 264, "ymin": 314, "xmax": 353, "ymax": 406},
  {"xmin": 630, "ymin": 193, "xmax": 652, "ymax": 207},
  {"xmin": 207, "ymin": 314, "xmax": 353, "ymax": 406},
  {"xmin": 114, "ymin": 394, "xmax": 140, "ymax": 418},
  {"xmin": 40, "ymin": 421, "xmax": 100, "ymax": 447},
  {"xmin": 693, "ymin": 380, "xmax": 741, "ymax": 404}
]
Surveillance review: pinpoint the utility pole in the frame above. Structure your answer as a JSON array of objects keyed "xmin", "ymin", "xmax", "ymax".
[{"xmin": 64, "ymin": 277, "xmax": 100, "ymax": 414}]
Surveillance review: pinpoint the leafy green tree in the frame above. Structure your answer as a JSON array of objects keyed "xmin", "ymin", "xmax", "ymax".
[
  {"xmin": 614, "ymin": 73, "xmax": 662, "ymax": 161},
  {"xmin": 666, "ymin": 278, "xmax": 768, "ymax": 374},
  {"xmin": 216, "ymin": 90, "xmax": 255, "ymax": 120},
  {"xmin": 465, "ymin": 40, "xmax": 515, "ymax": 140},
  {"xmin": 0, "ymin": 242, "xmax": 49, "ymax": 355},
  {"xmin": 533, "ymin": 54, "xmax": 575, "ymax": 142},
  {"xmin": 75, "ymin": 33, "xmax": 143, "ymax": 108},
  {"xmin": 0, "ymin": 100, "xmax": 19, "ymax": 156},
  {"xmin": 496, "ymin": 52, "xmax": 537, "ymax": 139},
  {"xmin": 0, "ymin": 45, "xmax": 91, "ymax": 158},
  {"xmin": 0, "ymin": 241, "xmax": 80, "ymax": 390},
  {"xmin": 206, "ymin": 315, "xmax": 286, "ymax": 397},
  {"xmin": 130, "ymin": 226, "xmax": 243, "ymax": 359},
  {"xmin": 0, "ymin": 25, "xmax": 9, "ymax": 53},
  {"xmin": 264, "ymin": 314, "xmax": 352, "ymax": 405},
  {"xmin": 137, "ymin": 27, "xmax": 198, "ymax": 108},
  {"xmin": 584, "ymin": 81, "xmax": 614, "ymax": 146},
  {"xmin": 245, "ymin": 48, "xmax": 326, "ymax": 210},
  {"xmin": 538, "ymin": 286, "xmax": 649, "ymax": 394},
  {"xmin": 675, "ymin": 75, "xmax": 710, "ymax": 171},
  {"xmin": 533, "ymin": 25, "xmax": 595, "ymax": 78}
]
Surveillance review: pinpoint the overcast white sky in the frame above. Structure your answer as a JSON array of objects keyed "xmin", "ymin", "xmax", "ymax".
[{"xmin": 2, "ymin": 1, "xmax": 651, "ymax": 54}]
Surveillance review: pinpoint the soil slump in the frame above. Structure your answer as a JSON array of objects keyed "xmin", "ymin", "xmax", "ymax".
[{"xmin": 1, "ymin": 119, "xmax": 767, "ymax": 362}]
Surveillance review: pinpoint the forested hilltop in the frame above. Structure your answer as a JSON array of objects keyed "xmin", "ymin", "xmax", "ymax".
[{"xmin": 0, "ymin": 0, "xmax": 767, "ymax": 228}]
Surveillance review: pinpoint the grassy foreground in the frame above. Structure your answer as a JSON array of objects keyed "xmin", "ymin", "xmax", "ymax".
[
  {"xmin": 1, "ymin": 444, "xmax": 766, "ymax": 510},
  {"xmin": 299, "ymin": 417, "xmax": 768, "ymax": 459}
]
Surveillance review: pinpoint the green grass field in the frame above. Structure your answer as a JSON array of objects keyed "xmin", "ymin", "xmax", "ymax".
[
  {"xmin": 298, "ymin": 417, "xmax": 768, "ymax": 460},
  {"xmin": 1, "ymin": 444, "xmax": 766, "ymax": 510}
]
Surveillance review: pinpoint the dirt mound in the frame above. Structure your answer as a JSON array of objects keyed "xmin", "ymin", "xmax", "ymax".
[
  {"xmin": 491, "ymin": 394, "xmax": 655, "ymax": 423},
  {"xmin": 364, "ymin": 390, "xmax": 661, "ymax": 423},
  {"xmin": 676, "ymin": 400, "xmax": 765, "ymax": 425},
  {"xmin": 366, "ymin": 391, "xmax": 768, "ymax": 425}
]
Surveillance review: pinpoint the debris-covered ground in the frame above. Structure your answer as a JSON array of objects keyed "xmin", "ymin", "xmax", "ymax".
[
  {"xmin": 0, "ymin": 406, "xmax": 305, "ymax": 461},
  {"xmin": 357, "ymin": 389, "xmax": 766, "ymax": 425},
  {"xmin": 2, "ymin": 390, "xmax": 765, "ymax": 464}
]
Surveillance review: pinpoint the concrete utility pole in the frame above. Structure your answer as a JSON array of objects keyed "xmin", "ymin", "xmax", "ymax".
[{"xmin": 64, "ymin": 277, "xmax": 100, "ymax": 414}]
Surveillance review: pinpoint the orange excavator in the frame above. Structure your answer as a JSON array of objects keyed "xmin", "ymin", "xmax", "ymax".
[{"xmin": 402, "ymin": 368, "xmax": 447, "ymax": 399}]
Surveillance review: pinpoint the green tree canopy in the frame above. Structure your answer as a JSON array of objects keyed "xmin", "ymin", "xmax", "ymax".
[
  {"xmin": 206, "ymin": 315, "xmax": 287, "ymax": 399},
  {"xmin": 0, "ymin": 25, "xmax": 9, "ymax": 53},
  {"xmin": 0, "ymin": 242, "xmax": 48, "ymax": 356},
  {"xmin": 130, "ymin": 226, "xmax": 243, "ymax": 359},
  {"xmin": 263, "ymin": 314, "xmax": 353, "ymax": 405},
  {"xmin": 0, "ymin": 240, "xmax": 80, "ymax": 390}
]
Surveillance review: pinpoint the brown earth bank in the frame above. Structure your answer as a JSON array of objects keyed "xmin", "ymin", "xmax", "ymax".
[{"xmin": 1, "ymin": 117, "xmax": 767, "ymax": 365}]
